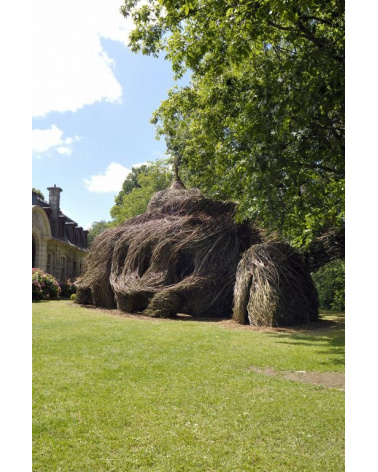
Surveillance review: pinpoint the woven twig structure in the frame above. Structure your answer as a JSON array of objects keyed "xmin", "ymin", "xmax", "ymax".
[
  {"xmin": 232, "ymin": 242, "xmax": 319, "ymax": 326},
  {"xmin": 77, "ymin": 181, "xmax": 260, "ymax": 317}
]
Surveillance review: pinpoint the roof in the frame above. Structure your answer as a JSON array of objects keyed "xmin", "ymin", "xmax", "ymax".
[{"xmin": 32, "ymin": 190, "xmax": 79, "ymax": 227}]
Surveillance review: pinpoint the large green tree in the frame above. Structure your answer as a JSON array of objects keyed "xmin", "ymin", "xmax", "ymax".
[
  {"xmin": 114, "ymin": 164, "xmax": 150, "ymax": 206},
  {"xmin": 110, "ymin": 159, "xmax": 174, "ymax": 224},
  {"xmin": 121, "ymin": 0, "xmax": 344, "ymax": 247},
  {"xmin": 87, "ymin": 220, "xmax": 113, "ymax": 247}
]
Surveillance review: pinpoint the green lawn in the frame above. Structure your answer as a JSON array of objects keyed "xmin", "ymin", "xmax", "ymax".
[{"xmin": 33, "ymin": 301, "xmax": 344, "ymax": 471}]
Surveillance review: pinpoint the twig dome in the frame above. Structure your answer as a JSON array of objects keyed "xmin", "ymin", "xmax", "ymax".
[{"xmin": 77, "ymin": 180, "xmax": 261, "ymax": 317}]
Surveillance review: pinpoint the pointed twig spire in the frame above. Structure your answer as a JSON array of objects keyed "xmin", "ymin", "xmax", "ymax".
[
  {"xmin": 171, "ymin": 156, "xmax": 186, "ymax": 189},
  {"xmin": 173, "ymin": 157, "xmax": 180, "ymax": 180}
]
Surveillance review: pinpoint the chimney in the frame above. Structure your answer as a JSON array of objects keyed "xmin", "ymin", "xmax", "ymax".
[{"xmin": 47, "ymin": 185, "xmax": 62, "ymax": 237}]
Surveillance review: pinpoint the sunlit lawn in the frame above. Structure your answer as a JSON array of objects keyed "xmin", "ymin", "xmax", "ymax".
[{"xmin": 33, "ymin": 300, "xmax": 344, "ymax": 471}]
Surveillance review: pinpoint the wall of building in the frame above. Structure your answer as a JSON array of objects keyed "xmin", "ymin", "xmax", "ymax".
[{"xmin": 32, "ymin": 188, "xmax": 88, "ymax": 281}]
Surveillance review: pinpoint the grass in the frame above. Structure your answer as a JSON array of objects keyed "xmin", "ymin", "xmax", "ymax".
[{"xmin": 33, "ymin": 301, "xmax": 344, "ymax": 471}]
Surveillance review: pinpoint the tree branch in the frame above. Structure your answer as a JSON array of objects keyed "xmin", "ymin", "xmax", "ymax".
[
  {"xmin": 299, "ymin": 15, "xmax": 336, "ymax": 27},
  {"xmin": 266, "ymin": 20, "xmax": 294, "ymax": 31}
]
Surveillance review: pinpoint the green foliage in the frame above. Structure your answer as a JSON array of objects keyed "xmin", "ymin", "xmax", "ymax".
[
  {"xmin": 110, "ymin": 159, "xmax": 173, "ymax": 224},
  {"xmin": 312, "ymin": 260, "xmax": 345, "ymax": 311},
  {"xmin": 32, "ymin": 268, "xmax": 61, "ymax": 300},
  {"xmin": 87, "ymin": 220, "xmax": 112, "ymax": 247},
  {"xmin": 122, "ymin": 0, "xmax": 345, "ymax": 248},
  {"xmin": 32, "ymin": 188, "xmax": 45, "ymax": 200},
  {"xmin": 89, "ymin": 162, "xmax": 174, "ymax": 235},
  {"xmin": 59, "ymin": 278, "xmax": 77, "ymax": 299},
  {"xmin": 113, "ymin": 164, "xmax": 150, "ymax": 206}
]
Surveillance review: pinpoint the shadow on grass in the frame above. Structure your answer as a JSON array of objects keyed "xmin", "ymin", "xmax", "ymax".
[
  {"xmin": 169, "ymin": 312, "xmax": 345, "ymax": 367},
  {"xmin": 80, "ymin": 304, "xmax": 344, "ymax": 331},
  {"xmin": 33, "ymin": 298, "xmax": 72, "ymax": 303},
  {"xmin": 264, "ymin": 315, "xmax": 345, "ymax": 367},
  {"xmin": 78, "ymin": 303, "xmax": 345, "ymax": 366}
]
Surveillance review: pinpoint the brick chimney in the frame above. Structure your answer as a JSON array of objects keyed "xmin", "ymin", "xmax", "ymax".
[{"xmin": 47, "ymin": 185, "xmax": 62, "ymax": 237}]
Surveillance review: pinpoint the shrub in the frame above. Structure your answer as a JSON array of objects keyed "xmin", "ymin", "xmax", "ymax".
[
  {"xmin": 311, "ymin": 260, "xmax": 345, "ymax": 311},
  {"xmin": 32, "ymin": 268, "xmax": 61, "ymax": 301},
  {"xmin": 59, "ymin": 278, "xmax": 77, "ymax": 299},
  {"xmin": 32, "ymin": 278, "xmax": 43, "ymax": 301}
]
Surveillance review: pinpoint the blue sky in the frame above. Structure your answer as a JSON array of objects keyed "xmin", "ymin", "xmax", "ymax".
[{"xmin": 32, "ymin": 0, "xmax": 183, "ymax": 230}]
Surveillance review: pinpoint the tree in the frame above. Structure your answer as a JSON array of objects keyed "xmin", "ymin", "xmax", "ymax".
[
  {"xmin": 121, "ymin": 0, "xmax": 344, "ymax": 248},
  {"xmin": 110, "ymin": 159, "xmax": 174, "ymax": 224},
  {"xmin": 87, "ymin": 220, "xmax": 112, "ymax": 247},
  {"xmin": 113, "ymin": 164, "xmax": 150, "ymax": 206}
]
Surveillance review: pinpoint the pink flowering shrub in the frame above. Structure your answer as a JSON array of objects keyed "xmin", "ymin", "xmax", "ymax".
[
  {"xmin": 32, "ymin": 271, "xmax": 44, "ymax": 300},
  {"xmin": 32, "ymin": 268, "xmax": 61, "ymax": 301}
]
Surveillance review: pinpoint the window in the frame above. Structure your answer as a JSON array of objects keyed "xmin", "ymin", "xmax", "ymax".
[
  {"xmin": 46, "ymin": 253, "xmax": 52, "ymax": 274},
  {"xmin": 32, "ymin": 236, "xmax": 36, "ymax": 267},
  {"xmin": 60, "ymin": 256, "xmax": 66, "ymax": 280}
]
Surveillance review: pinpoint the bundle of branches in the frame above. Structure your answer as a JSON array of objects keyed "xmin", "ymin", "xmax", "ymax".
[
  {"xmin": 77, "ymin": 180, "xmax": 261, "ymax": 317},
  {"xmin": 233, "ymin": 242, "xmax": 319, "ymax": 326}
]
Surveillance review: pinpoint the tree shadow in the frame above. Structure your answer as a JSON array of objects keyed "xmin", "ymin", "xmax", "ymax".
[{"xmin": 264, "ymin": 320, "xmax": 345, "ymax": 367}]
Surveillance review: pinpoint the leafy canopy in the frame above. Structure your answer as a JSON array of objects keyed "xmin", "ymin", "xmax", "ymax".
[
  {"xmin": 87, "ymin": 220, "xmax": 113, "ymax": 247},
  {"xmin": 110, "ymin": 159, "xmax": 174, "ymax": 224},
  {"xmin": 121, "ymin": 0, "xmax": 344, "ymax": 247},
  {"xmin": 114, "ymin": 164, "xmax": 150, "ymax": 206}
]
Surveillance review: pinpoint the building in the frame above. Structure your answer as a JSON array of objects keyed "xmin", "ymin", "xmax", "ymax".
[{"xmin": 32, "ymin": 185, "xmax": 89, "ymax": 281}]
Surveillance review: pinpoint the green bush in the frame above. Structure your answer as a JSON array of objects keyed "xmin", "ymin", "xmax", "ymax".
[
  {"xmin": 59, "ymin": 278, "xmax": 77, "ymax": 299},
  {"xmin": 32, "ymin": 272, "xmax": 43, "ymax": 300},
  {"xmin": 312, "ymin": 260, "xmax": 345, "ymax": 311},
  {"xmin": 32, "ymin": 268, "xmax": 61, "ymax": 301}
]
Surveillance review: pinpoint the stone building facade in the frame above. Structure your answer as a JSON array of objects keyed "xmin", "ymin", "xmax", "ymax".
[{"xmin": 32, "ymin": 185, "xmax": 89, "ymax": 281}]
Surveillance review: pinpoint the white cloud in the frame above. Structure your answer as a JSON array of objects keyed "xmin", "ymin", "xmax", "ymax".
[
  {"xmin": 84, "ymin": 161, "xmax": 151, "ymax": 193},
  {"xmin": 56, "ymin": 147, "xmax": 72, "ymax": 155},
  {"xmin": 84, "ymin": 162, "xmax": 132, "ymax": 193},
  {"xmin": 132, "ymin": 161, "xmax": 149, "ymax": 169},
  {"xmin": 33, "ymin": 0, "xmax": 136, "ymax": 117},
  {"xmin": 32, "ymin": 125, "xmax": 80, "ymax": 155}
]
